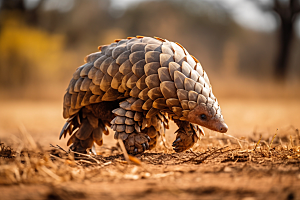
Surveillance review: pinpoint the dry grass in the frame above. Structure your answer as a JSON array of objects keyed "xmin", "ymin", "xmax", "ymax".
[{"xmin": 0, "ymin": 127, "xmax": 299, "ymax": 186}]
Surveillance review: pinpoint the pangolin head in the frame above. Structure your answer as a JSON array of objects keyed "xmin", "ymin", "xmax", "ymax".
[{"xmin": 187, "ymin": 98, "xmax": 228, "ymax": 133}]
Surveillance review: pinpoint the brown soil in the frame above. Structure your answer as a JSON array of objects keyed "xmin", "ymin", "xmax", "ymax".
[{"xmin": 0, "ymin": 98, "xmax": 300, "ymax": 200}]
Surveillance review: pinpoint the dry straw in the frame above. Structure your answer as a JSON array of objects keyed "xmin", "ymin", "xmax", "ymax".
[{"xmin": 0, "ymin": 126, "xmax": 299, "ymax": 185}]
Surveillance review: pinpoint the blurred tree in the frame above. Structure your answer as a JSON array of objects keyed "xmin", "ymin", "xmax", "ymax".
[
  {"xmin": 0, "ymin": 0, "xmax": 25, "ymax": 10},
  {"xmin": 0, "ymin": 0, "xmax": 43, "ymax": 25},
  {"xmin": 257, "ymin": 0, "xmax": 300, "ymax": 80}
]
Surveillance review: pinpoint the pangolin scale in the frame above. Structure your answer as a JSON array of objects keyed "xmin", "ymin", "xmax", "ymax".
[{"xmin": 60, "ymin": 36, "xmax": 228, "ymax": 154}]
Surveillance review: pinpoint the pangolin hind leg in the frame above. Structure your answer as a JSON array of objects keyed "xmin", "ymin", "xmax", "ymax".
[
  {"xmin": 172, "ymin": 120, "xmax": 200, "ymax": 152},
  {"xmin": 60, "ymin": 101, "xmax": 119, "ymax": 154},
  {"xmin": 68, "ymin": 116, "xmax": 107, "ymax": 154}
]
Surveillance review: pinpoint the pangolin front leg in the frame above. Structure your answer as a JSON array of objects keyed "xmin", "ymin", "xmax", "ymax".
[
  {"xmin": 111, "ymin": 98, "xmax": 149, "ymax": 154},
  {"xmin": 172, "ymin": 120, "xmax": 200, "ymax": 152},
  {"xmin": 111, "ymin": 97, "xmax": 167, "ymax": 154}
]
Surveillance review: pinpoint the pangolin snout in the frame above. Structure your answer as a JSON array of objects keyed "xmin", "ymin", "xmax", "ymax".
[{"xmin": 217, "ymin": 122, "xmax": 228, "ymax": 133}]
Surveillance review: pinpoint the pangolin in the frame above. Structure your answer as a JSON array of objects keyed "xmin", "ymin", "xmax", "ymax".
[{"xmin": 60, "ymin": 36, "xmax": 228, "ymax": 154}]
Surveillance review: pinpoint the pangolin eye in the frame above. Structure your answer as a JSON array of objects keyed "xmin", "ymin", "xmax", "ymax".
[{"xmin": 200, "ymin": 114, "xmax": 207, "ymax": 120}]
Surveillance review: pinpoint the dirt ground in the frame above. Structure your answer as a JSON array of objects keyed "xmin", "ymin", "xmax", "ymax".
[{"xmin": 0, "ymin": 98, "xmax": 300, "ymax": 200}]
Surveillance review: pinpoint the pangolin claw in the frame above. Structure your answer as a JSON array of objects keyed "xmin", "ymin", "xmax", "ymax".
[
  {"xmin": 146, "ymin": 135, "xmax": 151, "ymax": 142},
  {"xmin": 172, "ymin": 137, "xmax": 181, "ymax": 146},
  {"xmin": 59, "ymin": 121, "xmax": 70, "ymax": 139},
  {"xmin": 142, "ymin": 143, "xmax": 147, "ymax": 151},
  {"xmin": 145, "ymin": 142, "xmax": 149, "ymax": 150},
  {"xmin": 90, "ymin": 144, "xmax": 97, "ymax": 155}
]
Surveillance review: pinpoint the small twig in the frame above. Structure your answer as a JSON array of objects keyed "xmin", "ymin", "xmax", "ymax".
[
  {"xmin": 236, "ymin": 139, "xmax": 243, "ymax": 149},
  {"xmin": 56, "ymin": 145, "xmax": 68, "ymax": 153},
  {"xmin": 49, "ymin": 154, "xmax": 66, "ymax": 163},
  {"xmin": 262, "ymin": 141, "xmax": 270, "ymax": 149},
  {"xmin": 117, "ymin": 139, "xmax": 129, "ymax": 163},
  {"xmin": 182, "ymin": 145, "xmax": 230, "ymax": 163},
  {"xmin": 234, "ymin": 158, "xmax": 239, "ymax": 164},
  {"xmin": 115, "ymin": 159, "xmax": 128, "ymax": 164},
  {"xmin": 69, "ymin": 150, "xmax": 101, "ymax": 164},
  {"xmin": 50, "ymin": 144, "xmax": 68, "ymax": 153},
  {"xmin": 290, "ymin": 135, "xmax": 294, "ymax": 148},
  {"xmin": 196, "ymin": 145, "xmax": 230, "ymax": 163},
  {"xmin": 269, "ymin": 129, "xmax": 278, "ymax": 151},
  {"xmin": 77, "ymin": 159, "xmax": 94, "ymax": 165},
  {"xmin": 253, "ymin": 135, "xmax": 262, "ymax": 151},
  {"xmin": 189, "ymin": 148, "xmax": 198, "ymax": 156},
  {"xmin": 209, "ymin": 149, "xmax": 235, "ymax": 161},
  {"xmin": 180, "ymin": 150, "xmax": 209, "ymax": 163},
  {"xmin": 223, "ymin": 133, "xmax": 249, "ymax": 143}
]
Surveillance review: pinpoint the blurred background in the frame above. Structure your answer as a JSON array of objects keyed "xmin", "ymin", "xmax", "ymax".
[{"xmin": 0, "ymin": 0, "xmax": 299, "ymax": 148}]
